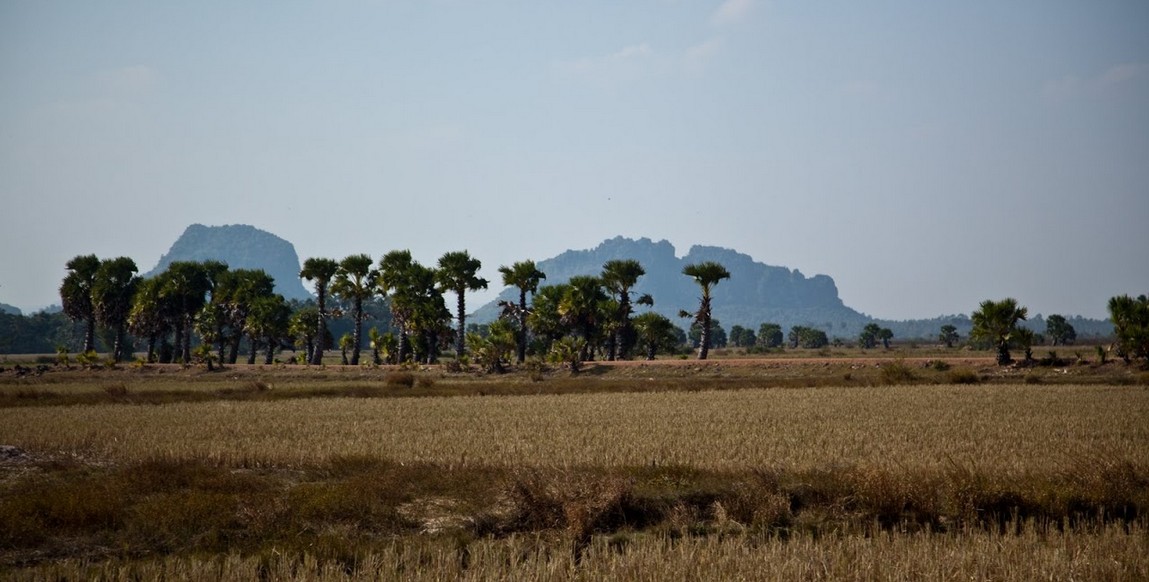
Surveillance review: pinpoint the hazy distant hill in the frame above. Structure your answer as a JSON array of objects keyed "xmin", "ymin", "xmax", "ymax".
[
  {"xmin": 472, "ymin": 236, "xmax": 874, "ymax": 336},
  {"xmin": 146, "ymin": 224, "xmax": 311, "ymax": 301},
  {"xmin": 0, "ymin": 302, "xmax": 20, "ymax": 316}
]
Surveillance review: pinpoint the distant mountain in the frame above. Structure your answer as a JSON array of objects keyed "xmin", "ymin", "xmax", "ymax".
[
  {"xmin": 146, "ymin": 224, "xmax": 311, "ymax": 301},
  {"xmin": 0, "ymin": 302, "xmax": 20, "ymax": 316},
  {"xmin": 472, "ymin": 236, "xmax": 873, "ymax": 337}
]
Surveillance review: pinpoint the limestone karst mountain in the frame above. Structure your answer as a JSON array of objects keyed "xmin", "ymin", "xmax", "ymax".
[
  {"xmin": 146, "ymin": 224, "xmax": 311, "ymax": 301},
  {"xmin": 472, "ymin": 236, "xmax": 873, "ymax": 336}
]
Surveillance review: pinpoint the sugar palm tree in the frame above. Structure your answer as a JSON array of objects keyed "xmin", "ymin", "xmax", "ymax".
[
  {"xmin": 92, "ymin": 257, "xmax": 139, "ymax": 362},
  {"xmin": 160, "ymin": 261, "xmax": 213, "ymax": 364},
  {"xmin": 215, "ymin": 269, "xmax": 275, "ymax": 364},
  {"xmin": 498, "ymin": 260, "xmax": 546, "ymax": 363},
  {"xmin": 435, "ymin": 250, "xmax": 488, "ymax": 358},
  {"xmin": 128, "ymin": 277, "xmax": 169, "ymax": 363},
  {"xmin": 558, "ymin": 275, "xmax": 608, "ymax": 361},
  {"xmin": 600, "ymin": 259, "xmax": 645, "ymax": 360},
  {"xmin": 331, "ymin": 254, "xmax": 378, "ymax": 366},
  {"xmin": 60, "ymin": 254, "xmax": 101, "ymax": 353},
  {"xmin": 300, "ymin": 257, "xmax": 339, "ymax": 365},
  {"xmin": 245, "ymin": 294, "xmax": 290, "ymax": 365},
  {"xmin": 632, "ymin": 311, "xmax": 679, "ymax": 360},
  {"xmin": 378, "ymin": 250, "xmax": 417, "ymax": 363},
  {"xmin": 680, "ymin": 261, "xmax": 731, "ymax": 360},
  {"xmin": 1108, "ymin": 294, "xmax": 1149, "ymax": 363},
  {"xmin": 970, "ymin": 298, "xmax": 1028, "ymax": 365}
]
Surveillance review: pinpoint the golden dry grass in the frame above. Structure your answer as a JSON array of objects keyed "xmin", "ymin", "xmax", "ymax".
[
  {"xmin": 2, "ymin": 384, "xmax": 1145, "ymax": 473},
  {"xmin": 7, "ymin": 523, "xmax": 1146, "ymax": 582}
]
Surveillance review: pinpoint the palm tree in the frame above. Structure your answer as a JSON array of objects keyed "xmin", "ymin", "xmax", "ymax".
[
  {"xmin": 128, "ymin": 277, "xmax": 166, "ymax": 363},
  {"xmin": 300, "ymin": 257, "xmax": 339, "ymax": 365},
  {"xmin": 378, "ymin": 250, "xmax": 417, "ymax": 363},
  {"xmin": 680, "ymin": 261, "xmax": 731, "ymax": 360},
  {"xmin": 601, "ymin": 259, "xmax": 646, "ymax": 361},
  {"xmin": 288, "ymin": 306, "xmax": 320, "ymax": 364},
  {"xmin": 632, "ymin": 311, "xmax": 679, "ymax": 360},
  {"xmin": 331, "ymin": 254, "xmax": 378, "ymax": 366},
  {"xmin": 498, "ymin": 260, "xmax": 546, "ymax": 363},
  {"xmin": 92, "ymin": 257, "xmax": 139, "ymax": 362},
  {"xmin": 558, "ymin": 276, "xmax": 608, "ymax": 361},
  {"xmin": 60, "ymin": 254, "xmax": 101, "ymax": 353},
  {"xmin": 970, "ymin": 298, "xmax": 1028, "ymax": 365},
  {"xmin": 159, "ymin": 261, "xmax": 213, "ymax": 364},
  {"xmin": 245, "ymin": 294, "xmax": 290, "ymax": 365},
  {"xmin": 1108, "ymin": 294, "xmax": 1149, "ymax": 363},
  {"xmin": 215, "ymin": 269, "xmax": 275, "ymax": 364},
  {"xmin": 436, "ymin": 251, "xmax": 488, "ymax": 358}
]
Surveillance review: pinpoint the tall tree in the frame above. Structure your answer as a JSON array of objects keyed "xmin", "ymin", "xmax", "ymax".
[
  {"xmin": 970, "ymin": 298, "xmax": 1028, "ymax": 365},
  {"xmin": 160, "ymin": 261, "xmax": 213, "ymax": 363},
  {"xmin": 128, "ymin": 277, "xmax": 169, "ymax": 363},
  {"xmin": 758, "ymin": 323, "xmax": 783, "ymax": 348},
  {"xmin": 92, "ymin": 257, "xmax": 139, "ymax": 362},
  {"xmin": 435, "ymin": 251, "xmax": 488, "ymax": 358},
  {"xmin": 288, "ymin": 306, "xmax": 319, "ymax": 363},
  {"xmin": 938, "ymin": 324, "xmax": 960, "ymax": 348},
  {"xmin": 859, "ymin": 323, "xmax": 882, "ymax": 349},
  {"xmin": 1044, "ymin": 314, "xmax": 1076, "ymax": 346},
  {"xmin": 633, "ymin": 312, "xmax": 680, "ymax": 360},
  {"xmin": 680, "ymin": 261, "xmax": 731, "ymax": 360},
  {"xmin": 559, "ymin": 275, "xmax": 608, "ymax": 361},
  {"xmin": 245, "ymin": 294, "xmax": 290, "ymax": 365},
  {"xmin": 300, "ymin": 257, "xmax": 339, "ymax": 365},
  {"xmin": 214, "ymin": 269, "xmax": 275, "ymax": 364},
  {"xmin": 332, "ymin": 254, "xmax": 378, "ymax": 366},
  {"xmin": 378, "ymin": 250, "xmax": 417, "ymax": 363},
  {"xmin": 1108, "ymin": 294, "xmax": 1149, "ymax": 364},
  {"xmin": 498, "ymin": 260, "xmax": 546, "ymax": 363},
  {"xmin": 60, "ymin": 254, "xmax": 101, "ymax": 353},
  {"xmin": 600, "ymin": 259, "xmax": 646, "ymax": 361}
]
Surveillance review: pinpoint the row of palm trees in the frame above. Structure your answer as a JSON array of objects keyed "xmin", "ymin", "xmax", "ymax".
[
  {"xmin": 970, "ymin": 295, "xmax": 1149, "ymax": 365},
  {"xmin": 61, "ymin": 248, "xmax": 736, "ymax": 366}
]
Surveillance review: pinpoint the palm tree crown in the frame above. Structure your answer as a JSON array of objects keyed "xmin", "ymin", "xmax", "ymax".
[{"xmin": 436, "ymin": 250, "xmax": 488, "ymax": 357}]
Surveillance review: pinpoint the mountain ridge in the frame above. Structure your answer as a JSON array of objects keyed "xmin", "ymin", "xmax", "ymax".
[
  {"xmin": 472, "ymin": 236, "xmax": 873, "ymax": 336},
  {"xmin": 146, "ymin": 224, "xmax": 311, "ymax": 301}
]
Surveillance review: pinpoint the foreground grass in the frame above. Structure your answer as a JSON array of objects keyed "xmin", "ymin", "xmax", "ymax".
[
  {"xmin": 2, "ymin": 456, "xmax": 1147, "ymax": 576},
  {"xmin": 8, "ymin": 523, "xmax": 1147, "ymax": 581}
]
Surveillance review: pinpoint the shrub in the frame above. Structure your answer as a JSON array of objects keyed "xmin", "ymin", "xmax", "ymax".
[
  {"xmin": 386, "ymin": 372, "xmax": 416, "ymax": 388},
  {"xmin": 879, "ymin": 360, "xmax": 917, "ymax": 385},
  {"xmin": 947, "ymin": 368, "xmax": 980, "ymax": 384},
  {"xmin": 930, "ymin": 360, "xmax": 951, "ymax": 372},
  {"xmin": 103, "ymin": 383, "xmax": 129, "ymax": 397}
]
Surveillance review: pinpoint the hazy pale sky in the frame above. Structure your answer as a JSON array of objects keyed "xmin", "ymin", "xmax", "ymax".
[{"xmin": 2, "ymin": 1, "xmax": 1147, "ymax": 319}]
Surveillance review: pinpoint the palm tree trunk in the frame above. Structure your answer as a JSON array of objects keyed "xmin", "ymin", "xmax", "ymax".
[
  {"xmin": 310, "ymin": 290, "xmax": 327, "ymax": 365},
  {"xmin": 517, "ymin": 290, "xmax": 528, "ymax": 364},
  {"xmin": 112, "ymin": 324, "xmax": 125, "ymax": 362},
  {"xmin": 83, "ymin": 317, "xmax": 96, "ymax": 353},
  {"xmin": 228, "ymin": 334, "xmax": 241, "ymax": 364},
  {"xmin": 182, "ymin": 317, "xmax": 193, "ymax": 364},
  {"xmin": 350, "ymin": 296, "xmax": 363, "ymax": 366},
  {"xmin": 455, "ymin": 290, "xmax": 466, "ymax": 357},
  {"xmin": 265, "ymin": 336, "xmax": 275, "ymax": 365},
  {"xmin": 146, "ymin": 334, "xmax": 157, "ymax": 363},
  {"xmin": 247, "ymin": 335, "xmax": 258, "ymax": 365},
  {"xmin": 172, "ymin": 320, "xmax": 185, "ymax": 364}
]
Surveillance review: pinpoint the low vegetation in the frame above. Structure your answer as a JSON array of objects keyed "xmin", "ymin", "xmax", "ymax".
[{"xmin": 1, "ymin": 359, "xmax": 1147, "ymax": 579}]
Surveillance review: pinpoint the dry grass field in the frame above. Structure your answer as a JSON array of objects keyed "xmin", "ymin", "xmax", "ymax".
[{"xmin": 1, "ymin": 355, "xmax": 1147, "ymax": 580}]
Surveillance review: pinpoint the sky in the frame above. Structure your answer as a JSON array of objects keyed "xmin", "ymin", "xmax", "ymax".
[{"xmin": 1, "ymin": 1, "xmax": 1147, "ymax": 320}]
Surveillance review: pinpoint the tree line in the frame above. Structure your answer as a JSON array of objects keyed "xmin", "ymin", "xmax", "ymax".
[
  {"xmin": 49, "ymin": 251, "xmax": 751, "ymax": 368},
  {"xmin": 7, "ymin": 252, "xmax": 1144, "ymax": 370}
]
